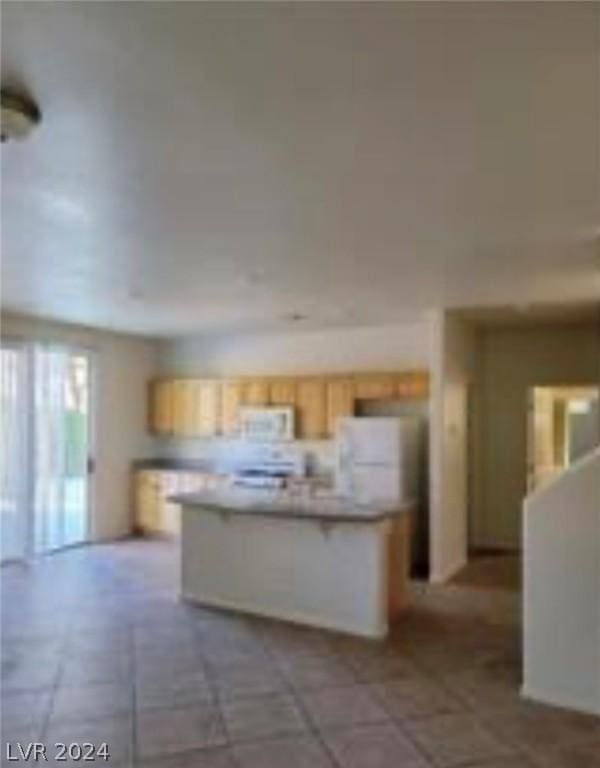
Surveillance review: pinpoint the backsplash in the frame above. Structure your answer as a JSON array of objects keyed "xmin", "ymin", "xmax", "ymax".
[{"xmin": 156, "ymin": 435, "xmax": 336, "ymax": 479}]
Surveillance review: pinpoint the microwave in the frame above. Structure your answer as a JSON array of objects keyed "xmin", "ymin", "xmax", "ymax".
[{"xmin": 238, "ymin": 407, "xmax": 295, "ymax": 442}]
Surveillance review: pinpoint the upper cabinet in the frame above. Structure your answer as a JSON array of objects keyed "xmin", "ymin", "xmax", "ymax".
[
  {"xmin": 326, "ymin": 378, "xmax": 354, "ymax": 437},
  {"xmin": 172, "ymin": 380, "xmax": 196, "ymax": 436},
  {"xmin": 268, "ymin": 378, "xmax": 296, "ymax": 406},
  {"xmin": 354, "ymin": 373, "xmax": 395, "ymax": 400},
  {"xmin": 396, "ymin": 370, "xmax": 429, "ymax": 399},
  {"xmin": 240, "ymin": 378, "xmax": 269, "ymax": 406},
  {"xmin": 192, "ymin": 380, "xmax": 220, "ymax": 437},
  {"xmin": 148, "ymin": 370, "xmax": 429, "ymax": 439},
  {"xmin": 296, "ymin": 378, "xmax": 327, "ymax": 439},
  {"xmin": 149, "ymin": 378, "xmax": 220, "ymax": 437},
  {"xmin": 221, "ymin": 380, "xmax": 243, "ymax": 436},
  {"xmin": 148, "ymin": 380, "xmax": 174, "ymax": 435}
]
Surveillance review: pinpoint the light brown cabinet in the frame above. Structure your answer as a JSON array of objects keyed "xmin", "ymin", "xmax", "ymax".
[
  {"xmin": 134, "ymin": 470, "xmax": 162, "ymax": 532},
  {"xmin": 192, "ymin": 380, "xmax": 220, "ymax": 437},
  {"xmin": 296, "ymin": 378, "xmax": 327, "ymax": 439},
  {"xmin": 153, "ymin": 379, "xmax": 221, "ymax": 438},
  {"xmin": 133, "ymin": 469, "xmax": 218, "ymax": 535},
  {"xmin": 396, "ymin": 371, "xmax": 429, "ymax": 399},
  {"xmin": 149, "ymin": 380, "xmax": 174, "ymax": 435},
  {"xmin": 354, "ymin": 373, "xmax": 396, "ymax": 400},
  {"xmin": 220, "ymin": 380, "xmax": 243, "ymax": 436},
  {"xmin": 172, "ymin": 380, "xmax": 196, "ymax": 436},
  {"xmin": 268, "ymin": 378, "xmax": 296, "ymax": 406},
  {"xmin": 240, "ymin": 378, "xmax": 269, "ymax": 406},
  {"xmin": 326, "ymin": 378, "xmax": 355, "ymax": 436},
  {"xmin": 148, "ymin": 370, "xmax": 430, "ymax": 439}
]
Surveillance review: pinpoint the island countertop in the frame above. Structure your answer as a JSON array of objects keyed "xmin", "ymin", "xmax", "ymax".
[{"xmin": 171, "ymin": 486, "xmax": 412, "ymax": 524}]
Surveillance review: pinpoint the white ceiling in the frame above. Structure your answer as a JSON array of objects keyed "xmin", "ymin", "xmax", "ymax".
[{"xmin": 1, "ymin": 2, "xmax": 599, "ymax": 337}]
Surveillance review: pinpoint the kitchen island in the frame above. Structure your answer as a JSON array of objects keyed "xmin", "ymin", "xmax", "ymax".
[{"xmin": 173, "ymin": 487, "xmax": 413, "ymax": 638}]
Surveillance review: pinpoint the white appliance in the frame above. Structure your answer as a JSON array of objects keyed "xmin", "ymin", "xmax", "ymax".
[
  {"xmin": 336, "ymin": 417, "xmax": 420, "ymax": 505},
  {"xmin": 239, "ymin": 406, "xmax": 294, "ymax": 442},
  {"xmin": 230, "ymin": 442, "xmax": 305, "ymax": 489}
]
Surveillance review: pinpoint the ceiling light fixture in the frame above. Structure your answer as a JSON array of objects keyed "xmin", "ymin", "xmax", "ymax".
[{"xmin": 1, "ymin": 88, "xmax": 41, "ymax": 142}]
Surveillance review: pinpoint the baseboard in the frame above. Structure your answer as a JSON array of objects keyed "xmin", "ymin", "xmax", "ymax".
[
  {"xmin": 181, "ymin": 591, "xmax": 388, "ymax": 640},
  {"xmin": 470, "ymin": 539, "xmax": 521, "ymax": 553},
  {"xmin": 428, "ymin": 555, "xmax": 467, "ymax": 585},
  {"xmin": 87, "ymin": 532, "xmax": 136, "ymax": 546},
  {"xmin": 521, "ymin": 684, "xmax": 599, "ymax": 717},
  {"xmin": 0, "ymin": 533, "xmax": 135, "ymax": 564}
]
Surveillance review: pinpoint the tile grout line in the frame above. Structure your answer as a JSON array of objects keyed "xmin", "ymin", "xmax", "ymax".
[
  {"xmin": 195, "ymin": 618, "xmax": 344, "ymax": 764},
  {"xmin": 128, "ymin": 622, "xmax": 137, "ymax": 768},
  {"xmin": 38, "ymin": 622, "xmax": 71, "ymax": 744},
  {"xmin": 187, "ymin": 616, "xmax": 243, "ymax": 764},
  {"xmin": 258, "ymin": 631, "xmax": 359, "ymax": 768}
]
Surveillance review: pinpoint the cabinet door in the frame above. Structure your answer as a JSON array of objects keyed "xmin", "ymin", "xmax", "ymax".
[
  {"xmin": 412, "ymin": 370, "xmax": 429, "ymax": 398},
  {"xmin": 354, "ymin": 373, "xmax": 395, "ymax": 400},
  {"xmin": 240, "ymin": 378, "xmax": 269, "ymax": 405},
  {"xmin": 296, "ymin": 378, "xmax": 326, "ymax": 439},
  {"xmin": 149, "ymin": 380, "xmax": 174, "ymax": 434},
  {"xmin": 326, "ymin": 378, "xmax": 355, "ymax": 437},
  {"xmin": 395, "ymin": 372, "xmax": 411, "ymax": 399},
  {"xmin": 396, "ymin": 370, "xmax": 429, "ymax": 399},
  {"xmin": 172, "ymin": 380, "xmax": 196, "ymax": 435},
  {"xmin": 135, "ymin": 470, "xmax": 161, "ymax": 532},
  {"xmin": 269, "ymin": 378, "xmax": 296, "ymax": 406},
  {"xmin": 220, "ymin": 380, "xmax": 243, "ymax": 436},
  {"xmin": 192, "ymin": 380, "xmax": 220, "ymax": 437},
  {"xmin": 159, "ymin": 472, "xmax": 181, "ymax": 535}
]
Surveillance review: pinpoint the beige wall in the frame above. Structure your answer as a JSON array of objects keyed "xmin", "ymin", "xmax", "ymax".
[
  {"xmin": 158, "ymin": 319, "xmax": 431, "ymax": 377},
  {"xmin": 156, "ymin": 319, "xmax": 434, "ymax": 475},
  {"xmin": 429, "ymin": 312, "xmax": 478, "ymax": 582},
  {"xmin": 473, "ymin": 321, "xmax": 600, "ymax": 550},
  {"xmin": 1, "ymin": 311, "xmax": 157, "ymax": 541}
]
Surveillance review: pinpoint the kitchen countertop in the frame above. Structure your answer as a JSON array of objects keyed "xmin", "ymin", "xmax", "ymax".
[
  {"xmin": 132, "ymin": 458, "xmax": 220, "ymax": 473},
  {"xmin": 171, "ymin": 486, "xmax": 412, "ymax": 523}
]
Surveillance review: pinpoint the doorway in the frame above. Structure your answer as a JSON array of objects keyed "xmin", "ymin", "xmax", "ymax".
[
  {"xmin": 527, "ymin": 385, "xmax": 599, "ymax": 493},
  {"xmin": 0, "ymin": 342, "xmax": 94, "ymax": 561}
]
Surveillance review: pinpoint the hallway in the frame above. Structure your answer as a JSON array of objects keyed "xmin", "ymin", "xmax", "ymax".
[{"xmin": 452, "ymin": 553, "xmax": 522, "ymax": 592}]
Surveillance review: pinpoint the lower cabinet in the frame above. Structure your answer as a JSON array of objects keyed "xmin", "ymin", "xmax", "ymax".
[
  {"xmin": 133, "ymin": 469, "xmax": 217, "ymax": 536},
  {"xmin": 135, "ymin": 470, "xmax": 162, "ymax": 533}
]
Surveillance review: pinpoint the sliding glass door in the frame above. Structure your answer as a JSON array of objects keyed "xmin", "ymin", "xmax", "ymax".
[
  {"xmin": 33, "ymin": 347, "xmax": 92, "ymax": 552},
  {"xmin": 0, "ymin": 342, "xmax": 94, "ymax": 561},
  {"xmin": 0, "ymin": 343, "xmax": 29, "ymax": 561}
]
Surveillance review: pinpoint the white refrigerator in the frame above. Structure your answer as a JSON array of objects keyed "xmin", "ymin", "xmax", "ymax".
[{"xmin": 335, "ymin": 417, "xmax": 420, "ymax": 505}]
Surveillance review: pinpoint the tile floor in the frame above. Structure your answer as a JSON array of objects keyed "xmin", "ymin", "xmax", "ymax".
[{"xmin": 1, "ymin": 539, "xmax": 598, "ymax": 767}]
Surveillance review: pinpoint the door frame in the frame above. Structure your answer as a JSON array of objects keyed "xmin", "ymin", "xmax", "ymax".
[
  {"xmin": 526, "ymin": 384, "xmax": 600, "ymax": 494},
  {"xmin": 81, "ymin": 347, "xmax": 97, "ymax": 546}
]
